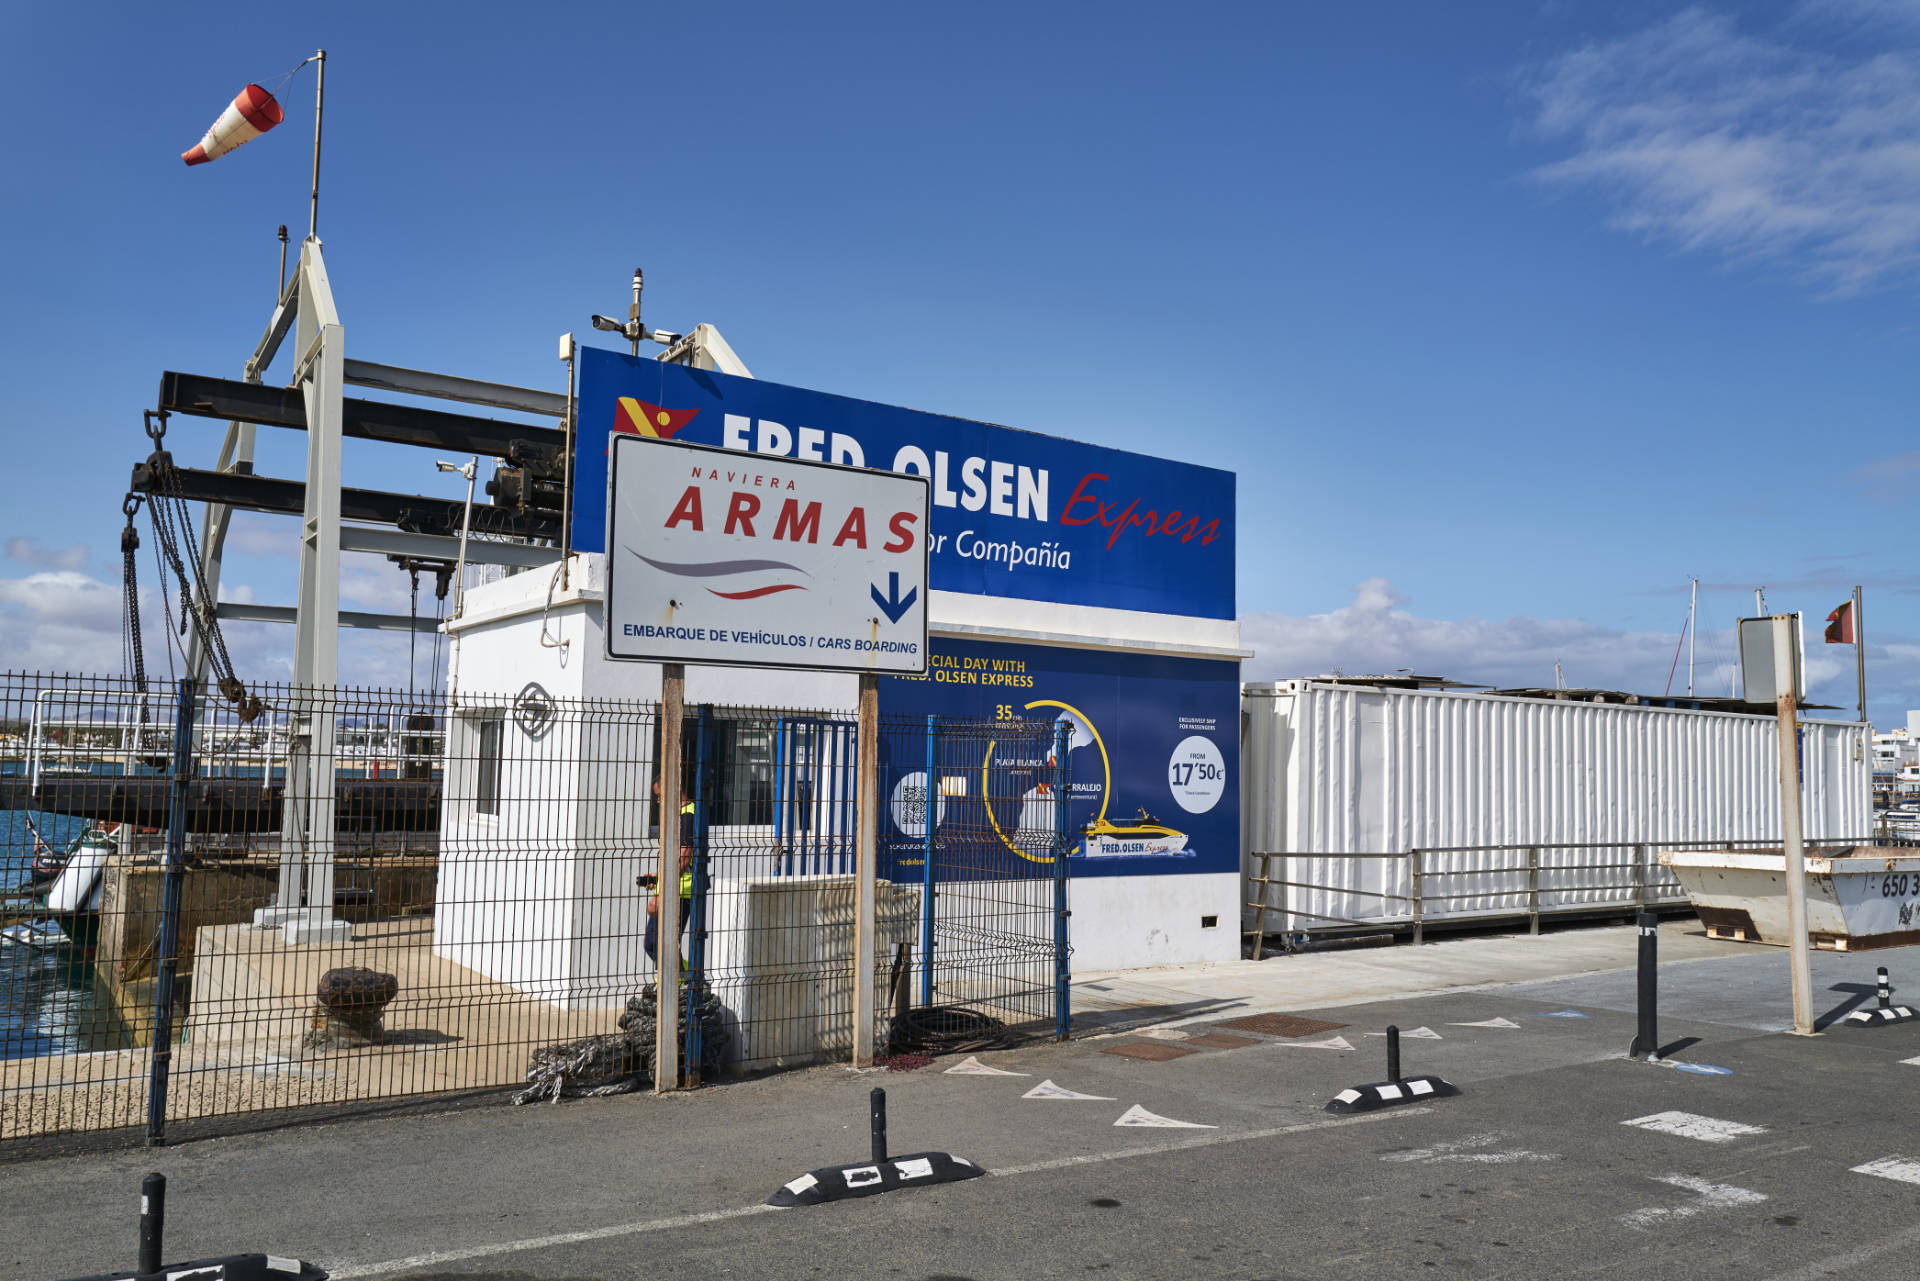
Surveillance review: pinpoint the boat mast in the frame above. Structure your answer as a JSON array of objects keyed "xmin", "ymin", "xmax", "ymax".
[{"xmin": 1688, "ymin": 577, "xmax": 1698, "ymax": 697}]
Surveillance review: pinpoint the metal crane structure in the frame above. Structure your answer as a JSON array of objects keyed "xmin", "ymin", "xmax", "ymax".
[{"xmin": 132, "ymin": 246, "xmax": 752, "ymax": 943}]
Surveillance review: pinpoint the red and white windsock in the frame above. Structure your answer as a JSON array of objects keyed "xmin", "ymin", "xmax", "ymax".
[{"xmin": 181, "ymin": 84, "xmax": 285, "ymax": 166}]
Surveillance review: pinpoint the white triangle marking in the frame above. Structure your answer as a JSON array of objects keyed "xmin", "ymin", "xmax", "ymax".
[
  {"xmin": 1365, "ymin": 1027, "xmax": 1442, "ymax": 1040},
  {"xmin": 1274, "ymin": 1035, "xmax": 1353, "ymax": 1051},
  {"xmin": 944, "ymin": 1055, "xmax": 1030, "ymax": 1077},
  {"xmin": 1448, "ymin": 1017, "xmax": 1522, "ymax": 1029},
  {"xmin": 1022, "ymin": 1079, "xmax": 1117, "ymax": 1101},
  {"xmin": 1114, "ymin": 1103, "xmax": 1216, "ymax": 1129}
]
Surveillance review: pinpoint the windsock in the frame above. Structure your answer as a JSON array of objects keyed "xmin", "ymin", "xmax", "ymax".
[{"xmin": 182, "ymin": 84, "xmax": 285, "ymax": 166}]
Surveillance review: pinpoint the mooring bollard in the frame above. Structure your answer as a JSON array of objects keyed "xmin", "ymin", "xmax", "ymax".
[
  {"xmin": 1385, "ymin": 1025, "xmax": 1401, "ymax": 1083},
  {"xmin": 1630, "ymin": 910, "xmax": 1658, "ymax": 1061},
  {"xmin": 138, "ymin": 1173, "xmax": 165, "ymax": 1275},
  {"xmin": 870, "ymin": 1087, "xmax": 888, "ymax": 1164}
]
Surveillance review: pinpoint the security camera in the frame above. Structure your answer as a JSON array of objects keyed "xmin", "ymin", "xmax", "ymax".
[{"xmin": 590, "ymin": 315, "xmax": 626, "ymax": 333}]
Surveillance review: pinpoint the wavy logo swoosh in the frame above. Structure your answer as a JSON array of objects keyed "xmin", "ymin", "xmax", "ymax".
[{"xmin": 628, "ymin": 550, "xmax": 812, "ymax": 601}]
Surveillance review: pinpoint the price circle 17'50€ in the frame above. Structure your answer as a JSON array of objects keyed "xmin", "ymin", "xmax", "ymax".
[{"xmin": 1167, "ymin": 736, "xmax": 1226, "ymax": 815}]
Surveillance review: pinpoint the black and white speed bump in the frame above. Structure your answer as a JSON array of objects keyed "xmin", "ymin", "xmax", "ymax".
[
  {"xmin": 1844, "ymin": 1005, "xmax": 1919, "ymax": 1025},
  {"xmin": 1324, "ymin": 1074, "xmax": 1460, "ymax": 1114},
  {"xmin": 61, "ymin": 1253, "xmax": 329, "ymax": 1281},
  {"xmin": 767, "ymin": 1151, "xmax": 985, "ymax": 1207}
]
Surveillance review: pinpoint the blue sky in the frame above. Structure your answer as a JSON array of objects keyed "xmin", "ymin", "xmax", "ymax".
[{"xmin": 2, "ymin": 1, "xmax": 1917, "ymax": 721}]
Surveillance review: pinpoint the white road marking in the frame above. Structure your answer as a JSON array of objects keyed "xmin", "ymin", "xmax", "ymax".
[
  {"xmin": 1620, "ymin": 1174, "xmax": 1766, "ymax": 1229},
  {"xmin": 1851, "ymin": 1156, "xmax": 1920, "ymax": 1185},
  {"xmin": 1364, "ymin": 1027, "xmax": 1442, "ymax": 1039},
  {"xmin": 328, "ymin": 1110, "xmax": 1432, "ymax": 1279},
  {"xmin": 1139, "ymin": 1028, "xmax": 1190, "ymax": 1040},
  {"xmin": 1381, "ymin": 1132, "xmax": 1557, "ymax": 1166},
  {"xmin": 1022, "ymin": 1079, "xmax": 1117, "ymax": 1101},
  {"xmin": 1901, "ymin": 1055, "xmax": 1920, "ymax": 1066},
  {"xmin": 1274, "ymin": 1035, "xmax": 1354, "ymax": 1051},
  {"xmin": 1447, "ymin": 1017, "xmax": 1521, "ymax": 1029},
  {"xmin": 1622, "ymin": 1111, "xmax": 1767, "ymax": 1143},
  {"xmin": 944, "ymin": 1055, "xmax": 1029, "ymax": 1076},
  {"xmin": 1114, "ymin": 1104, "xmax": 1215, "ymax": 1129}
]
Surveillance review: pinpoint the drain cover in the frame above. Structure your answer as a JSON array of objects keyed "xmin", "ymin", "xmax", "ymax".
[
  {"xmin": 1102, "ymin": 1042, "xmax": 1199, "ymax": 1061},
  {"xmin": 1215, "ymin": 1013, "xmax": 1348, "ymax": 1038}
]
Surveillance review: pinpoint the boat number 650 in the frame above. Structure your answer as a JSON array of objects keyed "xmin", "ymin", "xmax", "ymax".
[{"xmin": 1881, "ymin": 874, "xmax": 1918, "ymax": 898}]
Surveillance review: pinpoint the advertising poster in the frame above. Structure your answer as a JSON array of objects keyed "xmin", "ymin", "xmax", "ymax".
[
  {"xmin": 573, "ymin": 348, "xmax": 1235, "ymax": 621},
  {"xmin": 877, "ymin": 638, "xmax": 1239, "ymax": 881}
]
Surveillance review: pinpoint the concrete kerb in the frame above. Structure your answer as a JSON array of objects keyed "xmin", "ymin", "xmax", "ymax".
[{"xmin": 1071, "ymin": 923, "xmax": 1763, "ymax": 1037}]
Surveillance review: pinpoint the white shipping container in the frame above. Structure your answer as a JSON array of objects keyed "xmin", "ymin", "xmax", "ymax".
[{"xmin": 1242, "ymin": 680, "xmax": 1872, "ymax": 936}]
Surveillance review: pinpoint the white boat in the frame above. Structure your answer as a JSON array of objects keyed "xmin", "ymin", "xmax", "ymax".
[
  {"xmin": 0, "ymin": 919, "xmax": 69, "ymax": 949},
  {"xmin": 1079, "ymin": 811, "xmax": 1193, "ymax": 859},
  {"xmin": 43, "ymin": 827, "xmax": 113, "ymax": 915}
]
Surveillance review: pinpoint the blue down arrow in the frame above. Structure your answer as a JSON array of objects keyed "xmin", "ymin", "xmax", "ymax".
[{"xmin": 871, "ymin": 572, "xmax": 918, "ymax": 624}]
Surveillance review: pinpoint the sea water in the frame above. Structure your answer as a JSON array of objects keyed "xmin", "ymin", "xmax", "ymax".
[{"xmin": 1, "ymin": 810, "xmax": 114, "ymax": 1060}]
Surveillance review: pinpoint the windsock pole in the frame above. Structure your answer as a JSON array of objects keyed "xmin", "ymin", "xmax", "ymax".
[{"xmin": 308, "ymin": 49, "xmax": 326, "ymax": 240}]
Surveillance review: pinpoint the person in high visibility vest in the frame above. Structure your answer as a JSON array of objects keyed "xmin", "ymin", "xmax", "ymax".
[{"xmin": 642, "ymin": 776, "xmax": 695, "ymax": 965}]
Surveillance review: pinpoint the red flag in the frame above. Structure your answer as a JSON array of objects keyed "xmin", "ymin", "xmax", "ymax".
[{"xmin": 1825, "ymin": 599, "xmax": 1855, "ymax": 644}]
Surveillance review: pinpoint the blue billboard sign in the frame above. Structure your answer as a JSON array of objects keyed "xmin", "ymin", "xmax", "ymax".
[
  {"xmin": 876, "ymin": 638, "xmax": 1240, "ymax": 881},
  {"xmin": 573, "ymin": 348, "xmax": 1235, "ymax": 620}
]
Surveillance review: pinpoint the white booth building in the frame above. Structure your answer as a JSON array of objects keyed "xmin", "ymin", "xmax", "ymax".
[{"xmin": 433, "ymin": 351, "xmax": 1244, "ymax": 1047}]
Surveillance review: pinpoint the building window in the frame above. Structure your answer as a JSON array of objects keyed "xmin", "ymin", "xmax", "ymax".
[{"xmin": 476, "ymin": 716, "xmax": 503, "ymax": 816}]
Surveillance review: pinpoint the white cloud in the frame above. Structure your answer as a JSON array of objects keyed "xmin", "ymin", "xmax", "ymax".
[
  {"xmin": 1240, "ymin": 577, "xmax": 1880, "ymax": 712},
  {"xmin": 5, "ymin": 537, "xmax": 89, "ymax": 571},
  {"xmin": 1242, "ymin": 578, "xmax": 1692, "ymax": 691},
  {"xmin": 224, "ymin": 513, "xmax": 298, "ymax": 557},
  {"xmin": 1524, "ymin": 7, "xmax": 1920, "ymax": 293}
]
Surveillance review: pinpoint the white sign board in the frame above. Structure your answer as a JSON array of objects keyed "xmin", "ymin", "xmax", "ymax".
[
  {"xmin": 1738, "ymin": 613, "xmax": 1805, "ymax": 703},
  {"xmin": 605, "ymin": 434, "xmax": 930, "ymax": 672}
]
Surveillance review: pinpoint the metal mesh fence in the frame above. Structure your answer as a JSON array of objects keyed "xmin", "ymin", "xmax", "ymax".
[
  {"xmin": 878, "ymin": 716, "xmax": 1067, "ymax": 1050},
  {"xmin": 0, "ymin": 672, "xmax": 1072, "ymax": 1144}
]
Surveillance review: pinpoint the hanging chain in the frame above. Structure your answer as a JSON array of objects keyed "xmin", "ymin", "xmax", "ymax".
[
  {"xmin": 141, "ymin": 409, "xmax": 265, "ymax": 722},
  {"xmin": 121, "ymin": 494, "xmax": 148, "ymax": 715}
]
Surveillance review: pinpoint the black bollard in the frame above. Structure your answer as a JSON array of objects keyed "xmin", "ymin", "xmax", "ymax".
[
  {"xmin": 870, "ymin": 1088, "xmax": 888, "ymax": 1164},
  {"xmin": 138, "ymin": 1172, "xmax": 165, "ymax": 1275},
  {"xmin": 1878, "ymin": 967, "xmax": 1892, "ymax": 1009},
  {"xmin": 1385, "ymin": 1026, "xmax": 1401, "ymax": 1083},
  {"xmin": 1630, "ymin": 911, "xmax": 1658, "ymax": 1061}
]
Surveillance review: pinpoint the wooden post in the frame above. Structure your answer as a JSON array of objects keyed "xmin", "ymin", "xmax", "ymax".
[
  {"xmin": 1773, "ymin": 617, "xmax": 1815, "ymax": 1037},
  {"xmin": 655, "ymin": 664, "xmax": 684, "ymax": 1091},
  {"xmin": 854, "ymin": 673, "xmax": 879, "ymax": 1067},
  {"xmin": 1409, "ymin": 848, "xmax": 1424, "ymax": 946},
  {"xmin": 1526, "ymin": 845, "xmax": 1540, "ymax": 936}
]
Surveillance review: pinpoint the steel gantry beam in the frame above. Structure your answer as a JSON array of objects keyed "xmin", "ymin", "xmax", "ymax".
[
  {"xmin": 158, "ymin": 370, "xmax": 566, "ymax": 458},
  {"xmin": 128, "ymin": 463, "xmax": 562, "ymax": 542}
]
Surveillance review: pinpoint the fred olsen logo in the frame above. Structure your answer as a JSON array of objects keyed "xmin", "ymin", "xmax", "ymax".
[{"xmin": 613, "ymin": 397, "xmax": 700, "ymax": 439}]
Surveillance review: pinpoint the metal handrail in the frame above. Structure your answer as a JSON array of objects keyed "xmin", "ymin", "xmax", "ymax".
[{"xmin": 1246, "ymin": 835, "xmax": 1890, "ymax": 952}]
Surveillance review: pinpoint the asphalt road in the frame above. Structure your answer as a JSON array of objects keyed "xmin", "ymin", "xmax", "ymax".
[{"xmin": 8, "ymin": 941, "xmax": 1920, "ymax": 1281}]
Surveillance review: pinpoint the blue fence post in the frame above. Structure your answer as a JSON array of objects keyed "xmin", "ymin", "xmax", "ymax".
[
  {"xmin": 145, "ymin": 677, "xmax": 197, "ymax": 1146},
  {"xmin": 684, "ymin": 705, "xmax": 713, "ymax": 1084},
  {"xmin": 1052, "ymin": 718, "xmax": 1072, "ymax": 1041},
  {"xmin": 920, "ymin": 714, "xmax": 938, "ymax": 1008}
]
